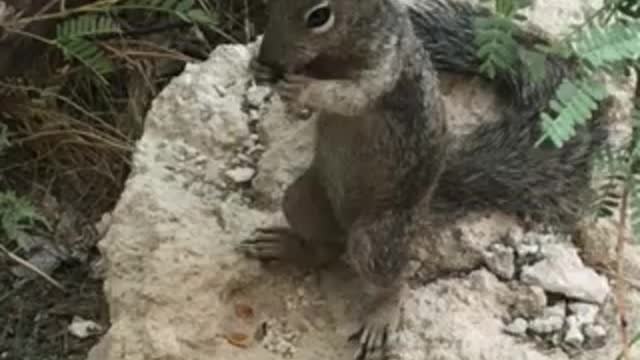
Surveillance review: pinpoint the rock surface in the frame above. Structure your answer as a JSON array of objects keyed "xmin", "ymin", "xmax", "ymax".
[
  {"xmin": 89, "ymin": 1, "xmax": 640, "ymax": 359},
  {"xmin": 521, "ymin": 243, "xmax": 611, "ymax": 304}
]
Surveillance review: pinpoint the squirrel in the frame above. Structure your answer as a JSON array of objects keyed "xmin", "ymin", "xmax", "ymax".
[{"xmin": 237, "ymin": 0, "xmax": 608, "ymax": 359}]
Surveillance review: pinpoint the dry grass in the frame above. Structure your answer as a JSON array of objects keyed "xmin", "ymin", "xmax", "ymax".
[
  {"xmin": 0, "ymin": 0, "xmax": 266, "ymax": 218},
  {"xmin": 0, "ymin": 1, "xmax": 266, "ymax": 359}
]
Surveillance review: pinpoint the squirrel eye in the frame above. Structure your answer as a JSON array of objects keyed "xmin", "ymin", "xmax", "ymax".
[{"xmin": 304, "ymin": 3, "xmax": 334, "ymax": 33}]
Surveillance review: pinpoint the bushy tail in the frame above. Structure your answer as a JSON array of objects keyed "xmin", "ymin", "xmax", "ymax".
[
  {"xmin": 435, "ymin": 107, "xmax": 608, "ymax": 228},
  {"xmin": 405, "ymin": 0, "xmax": 609, "ymax": 228},
  {"xmin": 406, "ymin": 0, "xmax": 574, "ymax": 112}
]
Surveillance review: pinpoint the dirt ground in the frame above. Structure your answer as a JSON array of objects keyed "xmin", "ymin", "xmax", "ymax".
[{"xmin": 0, "ymin": 254, "xmax": 108, "ymax": 360}]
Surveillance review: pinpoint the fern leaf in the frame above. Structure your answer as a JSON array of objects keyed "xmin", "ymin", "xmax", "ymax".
[
  {"xmin": 474, "ymin": 16, "xmax": 520, "ymax": 78},
  {"xmin": 591, "ymin": 146, "xmax": 629, "ymax": 218},
  {"xmin": 56, "ymin": 14, "xmax": 121, "ymax": 39},
  {"xmin": 631, "ymin": 178, "xmax": 640, "ymax": 240},
  {"xmin": 0, "ymin": 192, "xmax": 49, "ymax": 243},
  {"xmin": 54, "ymin": 14, "xmax": 120, "ymax": 83},
  {"xmin": 56, "ymin": 37, "xmax": 113, "ymax": 83},
  {"xmin": 537, "ymin": 77, "xmax": 608, "ymax": 148},
  {"xmin": 572, "ymin": 21, "xmax": 640, "ymax": 67}
]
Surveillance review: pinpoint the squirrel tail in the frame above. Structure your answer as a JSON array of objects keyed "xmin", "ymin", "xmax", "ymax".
[
  {"xmin": 406, "ymin": 0, "xmax": 610, "ymax": 227},
  {"xmin": 407, "ymin": 0, "xmax": 574, "ymax": 111},
  {"xmin": 435, "ymin": 107, "xmax": 608, "ymax": 228}
]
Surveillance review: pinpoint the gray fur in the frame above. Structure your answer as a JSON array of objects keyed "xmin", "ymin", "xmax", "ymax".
[{"xmin": 239, "ymin": 0, "xmax": 607, "ymax": 358}]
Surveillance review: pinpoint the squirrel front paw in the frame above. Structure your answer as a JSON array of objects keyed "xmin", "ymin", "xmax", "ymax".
[{"xmin": 276, "ymin": 74, "xmax": 314, "ymax": 106}]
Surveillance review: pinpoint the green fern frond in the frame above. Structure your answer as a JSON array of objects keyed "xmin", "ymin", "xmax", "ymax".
[
  {"xmin": 0, "ymin": 192, "xmax": 49, "ymax": 243},
  {"xmin": 617, "ymin": 0, "xmax": 640, "ymax": 19},
  {"xmin": 536, "ymin": 77, "xmax": 608, "ymax": 147},
  {"xmin": 591, "ymin": 146, "xmax": 628, "ymax": 217},
  {"xmin": 56, "ymin": 14, "xmax": 121, "ymax": 39},
  {"xmin": 54, "ymin": 15, "xmax": 121, "ymax": 84},
  {"xmin": 56, "ymin": 37, "xmax": 114, "ymax": 83},
  {"xmin": 474, "ymin": 16, "xmax": 520, "ymax": 78},
  {"xmin": 572, "ymin": 21, "xmax": 640, "ymax": 68}
]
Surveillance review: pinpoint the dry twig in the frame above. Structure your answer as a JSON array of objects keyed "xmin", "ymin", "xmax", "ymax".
[
  {"xmin": 615, "ymin": 184, "xmax": 630, "ymax": 360},
  {"xmin": 0, "ymin": 243, "xmax": 65, "ymax": 291}
]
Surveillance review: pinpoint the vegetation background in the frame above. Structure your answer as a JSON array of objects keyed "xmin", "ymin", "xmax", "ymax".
[{"xmin": 0, "ymin": 0, "xmax": 265, "ymax": 358}]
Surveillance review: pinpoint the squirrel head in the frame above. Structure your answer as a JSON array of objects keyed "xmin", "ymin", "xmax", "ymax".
[{"xmin": 257, "ymin": 0, "xmax": 387, "ymax": 78}]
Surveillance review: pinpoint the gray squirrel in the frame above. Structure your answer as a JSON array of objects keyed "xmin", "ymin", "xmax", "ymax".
[{"xmin": 237, "ymin": 0, "xmax": 608, "ymax": 359}]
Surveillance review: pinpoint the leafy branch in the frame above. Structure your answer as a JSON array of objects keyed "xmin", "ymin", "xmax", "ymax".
[{"xmin": 1, "ymin": 0, "xmax": 218, "ymax": 84}]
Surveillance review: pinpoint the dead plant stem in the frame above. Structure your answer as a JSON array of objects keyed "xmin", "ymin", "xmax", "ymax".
[{"xmin": 0, "ymin": 244, "xmax": 65, "ymax": 291}]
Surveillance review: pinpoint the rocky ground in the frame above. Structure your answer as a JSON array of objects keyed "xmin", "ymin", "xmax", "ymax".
[{"xmin": 84, "ymin": 1, "xmax": 640, "ymax": 358}]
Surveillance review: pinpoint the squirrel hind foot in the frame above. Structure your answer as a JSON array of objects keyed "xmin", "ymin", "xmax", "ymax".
[{"xmin": 348, "ymin": 285, "xmax": 405, "ymax": 360}]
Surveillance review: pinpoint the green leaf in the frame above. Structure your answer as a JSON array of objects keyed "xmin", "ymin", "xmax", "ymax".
[
  {"xmin": 536, "ymin": 77, "xmax": 608, "ymax": 148},
  {"xmin": 56, "ymin": 37, "xmax": 114, "ymax": 84},
  {"xmin": 56, "ymin": 14, "xmax": 121, "ymax": 39},
  {"xmin": 0, "ymin": 192, "xmax": 49, "ymax": 243},
  {"xmin": 572, "ymin": 21, "xmax": 640, "ymax": 68},
  {"xmin": 521, "ymin": 48, "xmax": 547, "ymax": 83},
  {"xmin": 187, "ymin": 9, "xmax": 217, "ymax": 25},
  {"xmin": 473, "ymin": 14, "xmax": 521, "ymax": 77}
]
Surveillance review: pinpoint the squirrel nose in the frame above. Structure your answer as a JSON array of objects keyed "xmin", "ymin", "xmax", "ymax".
[{"xmin": 257, "ymin": 36, "xmax": 287, "ymax": 77}]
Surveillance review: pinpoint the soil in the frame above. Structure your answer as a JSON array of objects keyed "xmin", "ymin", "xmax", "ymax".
[{"xmin": 0, "ymin": 255, "xmax": 109, "ymax": 360}]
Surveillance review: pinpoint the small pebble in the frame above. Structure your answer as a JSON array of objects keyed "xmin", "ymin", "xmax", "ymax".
[
  {"xmin": 225, "ymin": 167, "xmax": 256, "ymax": 183},
  {"xmin": 483, "ymin": 243, "xmax": 515, "ymax": 280},
  {"xmin": 584, "ymin": 324, "xmax": 607, "ymax": 348},
  {"xmin": 512, "ymin": 285, "xmax": 547, "ymax": 318},
  {"xmin": 515, "ymin": 242, "xmax": 541, "ymax": 258},
  {"xmin": 528, "ymin": 302, "xmax": 566, "ymax": 334},
  {"xmin": 504, "ymin": 318, "xmax": 528, "ymax": 336},
  {"xmin": 68, "ymin": 316, "xmax": 103, "ymax": 339},
  {"xmin": 246, "ymin": 85, "xmax": 272, "ymax": 108},
  {"xmin": 237, "ymin": 153, "xmax": 252, "ymax": 163},
  {"xmin": 248, "ymin": 109, "xmax": 261, "ymax": 123},
  {"xmin": 213, "ymin": 84, "xmax": 227, "ymax": 97},
  {"xmin": 564, "ymin": 315, "xmax": 584, "ymax": 347},
  {"xmin": 568, "ymin": 302, "xmax": 599, "ymax": 326}
]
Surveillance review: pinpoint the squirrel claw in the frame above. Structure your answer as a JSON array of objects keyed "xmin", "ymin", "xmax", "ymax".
[
  {"xmin": 276, "ymin": 74, "xmax": 312, "ymax": 104},
  {"xmin": 349, "ymin": 321, "xmax": 388, "ymax": 360},
  {"xmin": 348, "ymin": 288, "xmax": 403, "ymax": 360},
  {"xmin": 236, "ymin": 227, "xmax": 305, "ymax": 261}
]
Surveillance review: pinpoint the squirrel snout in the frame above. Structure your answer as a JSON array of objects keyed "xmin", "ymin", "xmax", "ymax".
[{"xmin": 256, "ymin": 38, "xmax": 287, "ymax": 79}]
